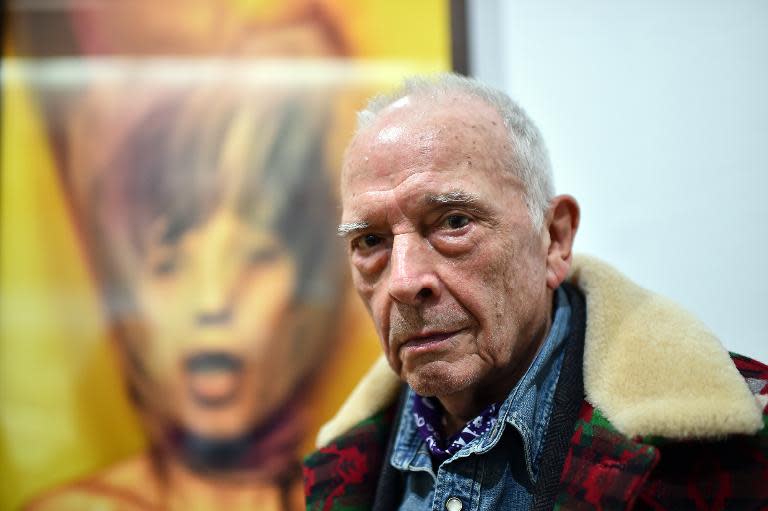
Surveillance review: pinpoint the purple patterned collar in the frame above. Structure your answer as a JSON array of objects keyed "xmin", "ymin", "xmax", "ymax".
[{"xmin": 411, "ymin": 393, "xmax": 499, "ymax": 462}]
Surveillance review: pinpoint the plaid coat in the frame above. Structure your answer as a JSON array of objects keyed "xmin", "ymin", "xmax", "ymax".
[{"xmin": 305, "ymin": 256, "xmax": 768, "ymax": 510}]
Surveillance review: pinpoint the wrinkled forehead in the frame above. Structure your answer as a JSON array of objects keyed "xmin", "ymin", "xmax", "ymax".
[{"xmin": 341, "ymin": 94, "xmax": 509, "ymax": 189}]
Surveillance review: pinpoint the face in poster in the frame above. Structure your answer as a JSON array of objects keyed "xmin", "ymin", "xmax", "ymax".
[
  {"xmin": 3, "ymin": 1, "xmax": 451, "ymax": 509},
  {"xmin": 59, "ymin": 84, "xmax": 345, "ymax": 509}
]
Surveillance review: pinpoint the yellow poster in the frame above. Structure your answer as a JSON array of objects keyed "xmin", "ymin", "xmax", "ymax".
[{"xmin": 1, "ymin": 1, "xmax": 454, "ymax": 509}]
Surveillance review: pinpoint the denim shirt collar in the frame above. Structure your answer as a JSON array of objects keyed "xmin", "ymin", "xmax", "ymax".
[{"xmin": 391, "ymin": 286, "xmax": 572, "ymax": 484}]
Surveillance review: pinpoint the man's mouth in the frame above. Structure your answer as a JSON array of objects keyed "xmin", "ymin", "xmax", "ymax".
[
  {"xmin": 184, "ymin": 352, "xmax": 244, "ymax": 408},
  {"xmin": 398, "ymin": 329, "xmax": 465, "ymax": 353}
]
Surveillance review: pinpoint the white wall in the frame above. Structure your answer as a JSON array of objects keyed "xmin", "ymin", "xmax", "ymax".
[{"xmin": 468, "ymin": 0, "xmax": 768, "ymax": 361}]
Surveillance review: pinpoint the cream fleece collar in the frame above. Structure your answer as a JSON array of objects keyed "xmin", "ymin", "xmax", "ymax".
[{"xmin": 317, "ymin": 255, "xmax": 763, "ymax": 447}]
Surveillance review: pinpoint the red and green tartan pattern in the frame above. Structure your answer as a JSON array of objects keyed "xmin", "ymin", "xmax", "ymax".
[
  {"xmin": 733, "ymin": 353, "xmax": 768, "ymax": 418},
  {"xmin": 555, "ymin": 354, "xmax": 768, "ymax": 510},
  {"xmin": 732, "ymin": 352, "xmax": 768, "ymax": 434},
  {"xmin": 553, "ymin": 404, "xmax": 660, "ymax": 510},
  {"xmin": 305, "ymin": 354, "xmax": 768, "ymax": 510},
  {"xmin": 304, "ymin": 408, "xmax": 394, "ymax": 511}
]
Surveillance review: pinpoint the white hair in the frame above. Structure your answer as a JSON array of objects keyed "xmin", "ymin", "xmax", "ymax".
[{"xmin": 356, "ymin": 73, "xmax": 554, "ymax": 229}]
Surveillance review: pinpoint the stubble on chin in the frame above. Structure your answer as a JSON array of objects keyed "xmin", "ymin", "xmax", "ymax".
[{"xmin": 402, "ymin": 357, "xmax": 475, "ymax": 398}]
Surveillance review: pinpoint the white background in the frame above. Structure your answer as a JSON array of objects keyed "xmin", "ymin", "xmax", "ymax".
[{"xmin": 467, "ymin": 0, "xmax": 767, "ymax": 361}]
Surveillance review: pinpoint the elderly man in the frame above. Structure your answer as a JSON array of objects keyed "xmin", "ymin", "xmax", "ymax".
[{"xmin": 304, "ymin": 74, "xmax": 768, "ymax": 510}]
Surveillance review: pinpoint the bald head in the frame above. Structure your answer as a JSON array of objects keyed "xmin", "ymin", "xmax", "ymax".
[
  {"xmin": 347, "ymin": 73, "xmax": 554, "ymax": 229},
  {"xmin": 343, "ymin": 93, "xmax": 512, "ymax": 196}
]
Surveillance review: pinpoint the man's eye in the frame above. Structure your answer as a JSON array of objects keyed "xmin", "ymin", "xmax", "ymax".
[
  {"xmin": 443, "ymin": 214, "xmax": 470, "ymax": 229},
  {"xmin": 353, "ymin": 233, "xmax": 383, "ymax": 251}
]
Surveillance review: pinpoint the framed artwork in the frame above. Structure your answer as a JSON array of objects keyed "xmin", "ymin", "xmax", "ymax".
[{"xmin": 1, "ymin": 1, "xmax": 466, "ymax": 509}]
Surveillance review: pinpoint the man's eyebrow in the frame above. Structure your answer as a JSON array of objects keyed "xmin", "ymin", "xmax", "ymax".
[
  {"xmin": 337, "ymin": 192, "xmax": 485, "ymax": 238},
  {"xmin": 426, "ymin": 191, "xmax": 483, "ymax": 211},
  {"xmin": 337, "ymin": 221, "xmax": 370, "ymax": 238}
]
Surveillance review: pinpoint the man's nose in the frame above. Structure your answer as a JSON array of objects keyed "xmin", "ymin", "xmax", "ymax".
[{"xmin": 387, "ymin": 234, "xmax": 440, "ymax": 305}]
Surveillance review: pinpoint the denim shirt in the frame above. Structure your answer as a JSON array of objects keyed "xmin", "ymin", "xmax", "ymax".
[{"xmin": 391, "ymin": 286, "xmax": 572, "ymax": 511}]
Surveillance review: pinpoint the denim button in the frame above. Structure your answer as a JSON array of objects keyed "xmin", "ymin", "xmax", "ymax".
[{"xmin": 445, "ymin": 496, "xmax": 463, "ymax": 511}]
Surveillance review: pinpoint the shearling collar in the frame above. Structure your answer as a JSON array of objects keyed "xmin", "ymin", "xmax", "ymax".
[{"xmin": 317, "ymin": 255, "xmax": 763, "ymax": 447}]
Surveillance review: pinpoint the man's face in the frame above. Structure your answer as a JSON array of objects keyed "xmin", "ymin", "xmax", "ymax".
[
  {"xmin": 340, "ymin": 96, "xmax": 554, "ymax": 402},
  {"xmin": 130, "ymin": 205, "xmax": 301, "ymax": 440}
]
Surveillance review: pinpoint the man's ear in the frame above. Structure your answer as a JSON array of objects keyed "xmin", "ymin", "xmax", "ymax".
[{"xmin": 545, "ymin": 195, "xmax": 580, "ymax": 289}]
